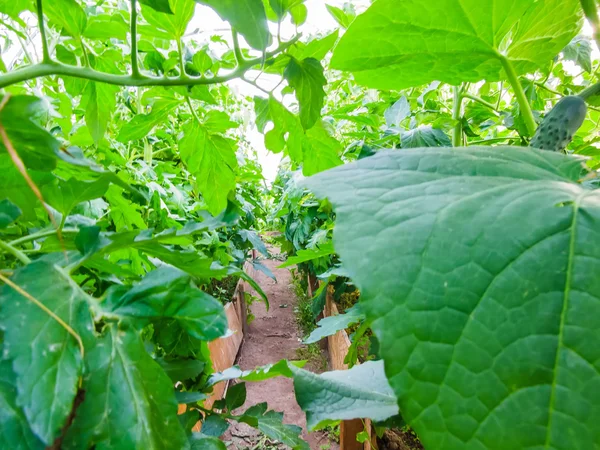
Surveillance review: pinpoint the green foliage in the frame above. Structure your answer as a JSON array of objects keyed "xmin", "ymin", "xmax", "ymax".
[
  {"xmin": 331, "ymin": 0, "xmax": 582, "ymax": 90},
  {"xmin": 1, "ymin": 0, "xmax": 600, "ymax": 448},
  {"xmin": 304, "ymin": 147, "xmax": 600, "ymax": 449},
  {"xmin": 290, "ymin": 361, "xmax": 398, "ymax": 429}
]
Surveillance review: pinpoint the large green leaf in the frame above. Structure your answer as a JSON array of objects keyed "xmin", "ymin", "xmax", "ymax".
[
  {"xmin": 0, "ymin": 262, "xmax": 95, "ymax": 445},
  {"xmin": 141, "ymin": 0, "xmax": 194, "ymax": 39},
  {"xmin": 0, "ymin": 360, "xmax": 44, "ymax": 450},
  {"xmin": 179, "ymin": 120, "xmax": 237, "ymax": 215},
  {"xmin": 290, "ymin": 361, "xmax": 398, "ymax": 429},
  {"xmin": 104, "ymin": 266, "xmax": 227, "ymax": 341},
  {"xmin": 331, "ymin": 0, "xmax": 582, "ymax": 89},
  {"xmin": 284, "ymin": 57, "xmax": 327, "ymax": 130},
  {"xmin": 304, "ymin": 146, "xmax": 600, "ymax": 449},
  {"xmin": 63, "ymin": 324, "xmax": 189, "ymax": 449},
  {"xmin": 196, "ymin": 0, "xmax": 270, "ymax": 50},
  {"xmin": 43, "ymin": 0, "xmax": 87, "ymax": 38}
]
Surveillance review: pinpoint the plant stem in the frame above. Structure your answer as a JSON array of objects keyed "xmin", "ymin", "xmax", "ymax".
[
  {"xmin": 578, "ymin": 81, "xmax": 600, "ymax": 100},
  {"xmin": 0, "ymin": 240, "xmax": 31, "ymax": 264},
  {"xmin": 0, "ymin": 272, "xmax": 85, "ymax": 359},
  {"xmin": 232, "ymin": 31, "xmax": 245, "ymax": 67},
  {"xmin": 36, "ymin": 0, "xmax": 50, "ymax": 63},
  {"xmin": 130, "ymin": 0, "xmax": 139, "ymax": 76},
  {"xmin": 242, "ymin": 77, "xmax": 271, "ymax": 95},
  {"xmin": 462, "ymin": 93, "xmax": 498, "ymax": 111},
  {"xmin": 495, "ymin": 81, "xmax": 503, "ymax": 110},
  {"xmin": 0, "ymin": 35, "xmax": 301, "ymax": 89},
  {"xmin": 580, "ymin": 0, "xmax": 600, "ymax": 50},
  {"xmin": 9, "ymin": 228, "xmax": 79, "ymax": 246},
  {"xmin": 176, "ymin": 37, "xmax": 187, "ymax": 78},
  {"xmin": 79, "ymin": 38, "xmax": 90, "ymax": 67},
  {"xmin": 452, "ymin": 85, "xmax": 463, "ymax": 147},
  {"xmin": 468, "ymin": 136, "xmax": 521, "ymax": 145},
  {"xmin": 499, "ymin": 56, "xmax": 537, "ymax": 136},
  {"xmin": 185, "ymin": 95, "xmax": 202, "ymax": 124}
]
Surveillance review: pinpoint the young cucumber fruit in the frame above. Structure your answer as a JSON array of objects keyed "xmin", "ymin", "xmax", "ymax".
[{"xmin": 530, "ymin": 95, "xmax": 587, "ymax": 152}]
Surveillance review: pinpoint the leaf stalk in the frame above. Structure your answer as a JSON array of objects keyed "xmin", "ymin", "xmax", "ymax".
[
  {"xmin": 0, "ymin": 35, "xmax": 301, "ymax": 89},
  {"xmin": 499, "ymin": 56, "xmax": 537, "ymax": 136}
]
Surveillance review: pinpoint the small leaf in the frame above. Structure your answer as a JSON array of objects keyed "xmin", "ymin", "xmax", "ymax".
[
  {"xmin": 302, "ymin": 122, "xmax": 343, "ymax": 176},
  {"xmin": 0, "ymin": 199, "xmax": 21, "ymax": 228},
  {"xmin": 192, "ymin": 49, "xmax": 213, "ymax": 73},
  {"xmin": 563, "ymin": 35, "xmax": 592, "ymax": 73},
  {"xmin": 401, "ymin": 125, "xmax": 451, "ymax": 148},
  {"xmin": 384, "ymin": 96, "xmax": 411, "ymax": 127},
  {"xmin": 239, "ymin": 229, "xmax": 269, "ymax": 256},
  {"xmin": 201, "ymin": 414, "xmax": 229, "ymax": 437},
  {"xmin": 83, "ymin": 82, "xmax": 118, "ymax": 144},
  {"xmin": 291, "ymin": 31, "xmax": 338, "ymax": 61},
  {"xmin": 42, "ymin": 175, "xmax": 113, "ymax": 217},
  {"xmin": 179, "ymin": 120, "xmax": 237, "ymax": 215},
  {"xmin": 325, "ymin": 4, "xmax": 354, "ymax": 29},
  {"xmin": 278, "ymin": 242, "xmax": 334, "ymax": 268},
  {"xmin": 290, "ymin": 361, "xmax": 399, "ymax": 430},
  {"xmin": 117, "ymin": 97, "xmax": 180, "ymax": 142},
  {"xmin": 104, "ymin": 266, "xmax": 228, "ymax": 341},
  {"xmin": 157, "ymin": 358, "xmax": 206, "ymax": 382},
  {"xmin": 209, "ymin": 360, "xmax": 306, "ymax": 386},
  {"xmin": 284, "ymin": 57, "xmax": 327, "ymax": 130},
  {"xmin": 304, "ymin": 304, "xmax": 365, "ymax": 344},
  {"xmin": 225, "ymin": 382, "xmax": 247, "ymax": 411},
  {"xmin": 189, "ymin": 434, "xmax": 227, "ymax": 450},
  {"xmin": 236, "ymin": 403, "xmax": 310, "ymax": 450}
]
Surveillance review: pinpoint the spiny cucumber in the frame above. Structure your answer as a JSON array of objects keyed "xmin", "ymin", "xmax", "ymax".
[{"xmin": 530, "ymin": 95, "xmax": 587, "ymax": 152}]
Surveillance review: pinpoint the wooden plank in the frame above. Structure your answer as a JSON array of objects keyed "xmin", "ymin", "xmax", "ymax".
[
  {"xmin": 205, "ymin": 301, "xmax": 244, "ymax": 409},
  {"xmin": 324, "ymin": 287, "xmax": 374, "ymax": 450},
  {"xmin": 178, "ymin": 284, "xmax": 246, "ymax": 428}
]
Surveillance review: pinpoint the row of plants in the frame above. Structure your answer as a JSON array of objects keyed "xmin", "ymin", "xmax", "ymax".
[{"xmin": 2, "ymin": 0, "xmax": 600, "ymax": 448}]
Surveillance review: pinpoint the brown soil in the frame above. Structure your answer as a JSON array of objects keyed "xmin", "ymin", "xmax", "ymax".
[
  {"xmin": 378, "ymin": 429, "xmax": 424, "ymax": 450},
  {"xmin": 223, "ymin": 250, "xmax": 338, "ymax": 450}
]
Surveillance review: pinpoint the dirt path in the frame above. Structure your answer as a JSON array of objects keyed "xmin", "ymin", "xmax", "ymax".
[{"xmin": 224, "ymin": 251, "xmax": 338, "ymax": 450}]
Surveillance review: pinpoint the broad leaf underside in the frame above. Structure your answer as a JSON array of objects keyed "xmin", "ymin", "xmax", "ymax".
[{"xmin": 304, "ymin": 147, "xmax": 600, "ymax": 449}]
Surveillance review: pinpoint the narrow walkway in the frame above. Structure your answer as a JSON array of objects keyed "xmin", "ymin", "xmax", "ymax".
[{"xmin": 224, "ymin": 250, "xmax": 338, "ymax": 450}]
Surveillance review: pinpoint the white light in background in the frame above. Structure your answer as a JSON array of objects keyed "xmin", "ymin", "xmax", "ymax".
[{"xmin": 187, "ymin": 1, "xmax": 366, "ymax": 184}]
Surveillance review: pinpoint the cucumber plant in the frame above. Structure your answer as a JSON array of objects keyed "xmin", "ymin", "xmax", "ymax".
[{"xmin": 1, "ymin": 0, "xmax": 600, "ymax": 449}]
